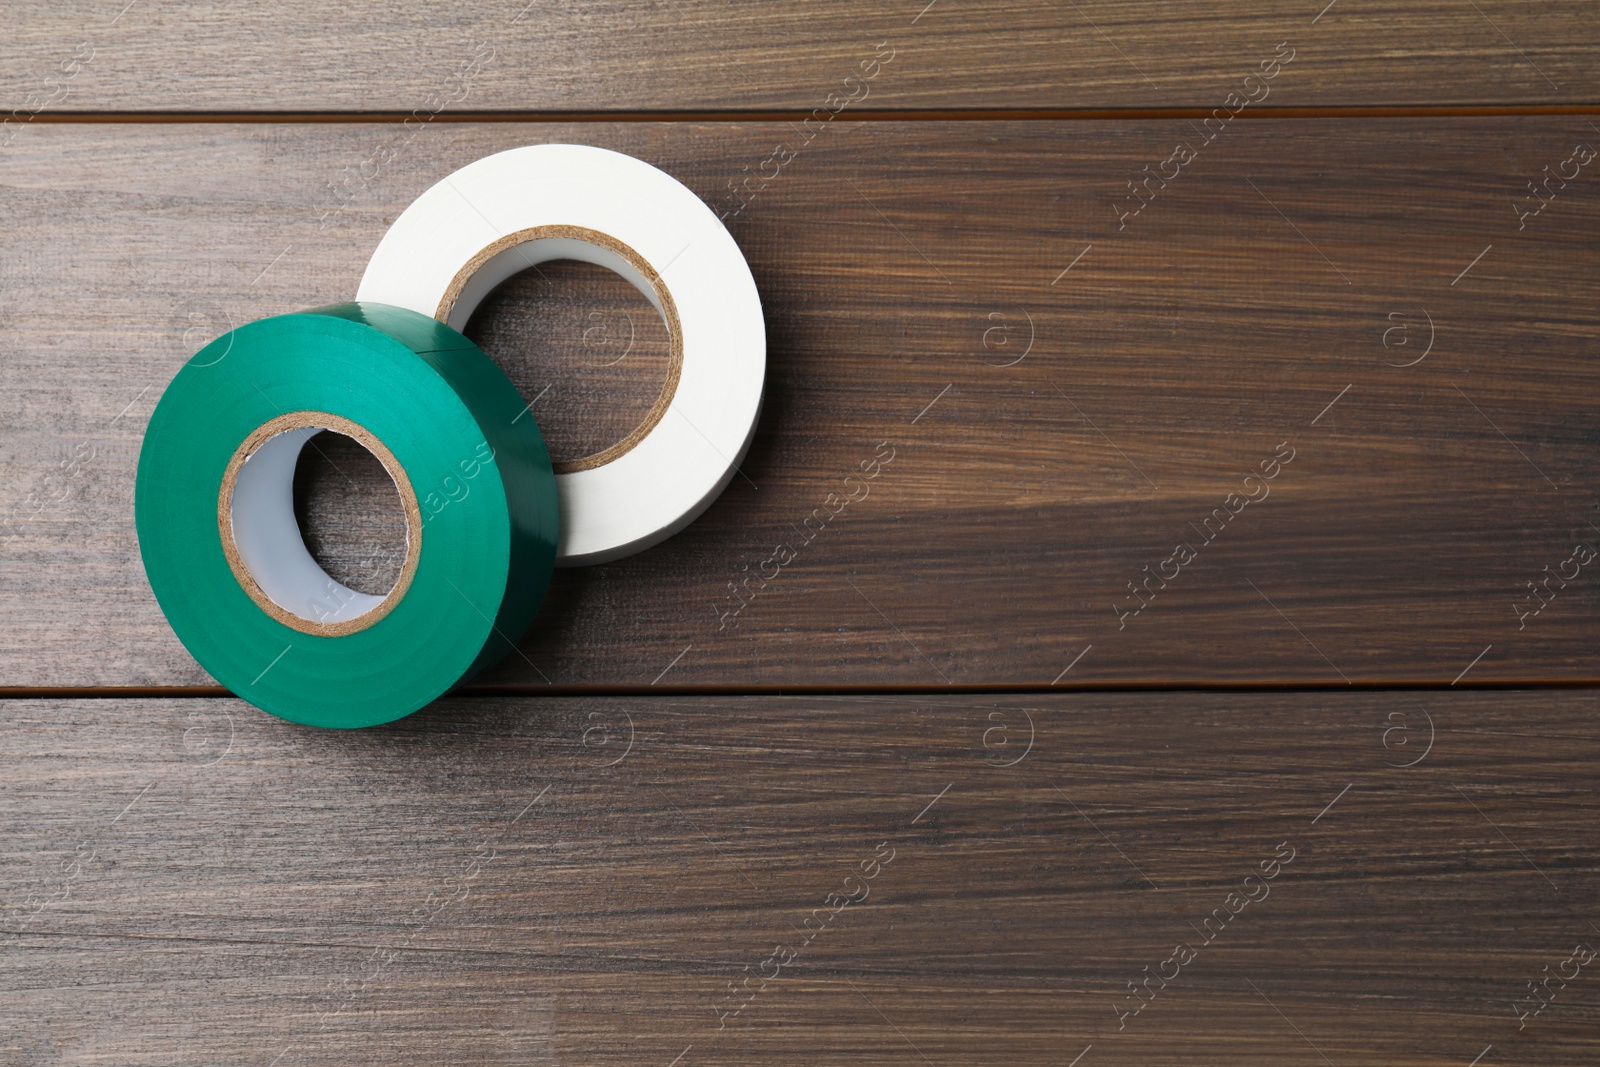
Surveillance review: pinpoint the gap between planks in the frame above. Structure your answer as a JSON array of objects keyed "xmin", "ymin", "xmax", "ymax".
[
  {"xmin": 29, "ymin": 104, "xmax": 1600, "ymax": 124},
  {"xmin": 3, "ymin": 679, "xmax": 1599, "ymax": 700}
]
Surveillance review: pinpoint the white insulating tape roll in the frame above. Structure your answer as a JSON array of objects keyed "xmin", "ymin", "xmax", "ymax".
[{"xmin": 357, "ymin": 144, "xmax": 765, "ymax": 566}]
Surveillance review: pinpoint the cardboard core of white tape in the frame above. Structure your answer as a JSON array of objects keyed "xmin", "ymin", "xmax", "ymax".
[
  {"xmin": 219, "ymin": 411, "xmax": 421, "ymax": 637},
  {"xmin": 357, "ymin": 144, "xmax": 765, "ymax": 566}
]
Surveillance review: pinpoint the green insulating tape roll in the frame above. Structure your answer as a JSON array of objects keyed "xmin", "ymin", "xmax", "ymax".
[{"xmin": 135, "ymin": 302, "xmax": 559, "ymax": 729}]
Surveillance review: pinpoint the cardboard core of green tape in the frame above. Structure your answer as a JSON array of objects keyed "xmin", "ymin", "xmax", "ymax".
[{"xmin": 136, "ymin": 302, "xmax": 559, "ymax": 729}]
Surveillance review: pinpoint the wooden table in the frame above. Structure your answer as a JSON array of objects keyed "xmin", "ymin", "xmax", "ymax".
[{"xmin": 3, "ymin": 4, "xmax": 1597, "ymax": 1063}]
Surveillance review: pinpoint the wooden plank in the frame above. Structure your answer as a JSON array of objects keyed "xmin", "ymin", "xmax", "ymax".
[
  {"xmin": 2, "ymin": 2, "xmax": 1598, "ymax": 114},
  {"xmin": 1, "ymin": 119, "xmax": 1597, "ymax": 687},
  {"xmin": 2, "ymin": 691, "xmax": 1597, "ymax": 1063}
]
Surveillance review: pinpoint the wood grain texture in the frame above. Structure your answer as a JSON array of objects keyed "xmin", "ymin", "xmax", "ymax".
[
  {"xmin": 461, "ymin": 258, "xmax": 674, "ymax": 467},
  {"xmin": 2, "ymin": 691, "xmax": 1596, "ymax": 1064},
  {"xmin": 4, "ymin": 5, "xmax": 1595, "ymax": 1060},
  {"xmin": 4, "ymin": 1, "xmax": 1599, "ymax": 113},
  {"xmin": 288, "ymin": 260, "xmax": 674, "ymax": 600},
  {"xmin": 3, "ymin": 120, "xmax": 1598, "ymax": 688}
]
